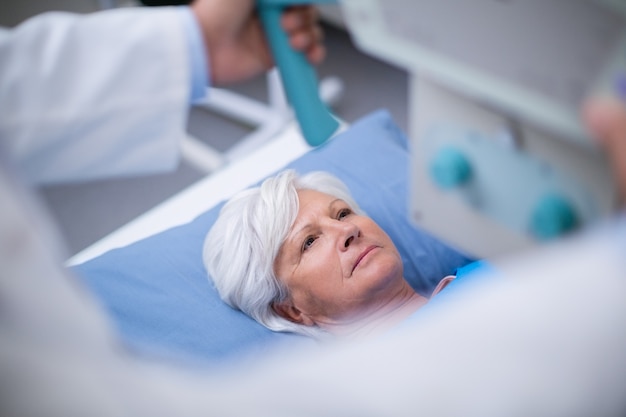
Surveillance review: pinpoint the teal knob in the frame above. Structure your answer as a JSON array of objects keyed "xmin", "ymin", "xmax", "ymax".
[
  {"xmin": 430, "ymin": 148, "xmax": 472, "ymax": 189},
  {"xmin": 530, "ymin": 194, "xmax": 579, "ymax": 240}
]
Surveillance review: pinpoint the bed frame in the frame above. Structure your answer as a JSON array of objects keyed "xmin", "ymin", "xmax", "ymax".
[{"xmin": 68, "ymin": 121, "xmax": 312, "ymax": 266}]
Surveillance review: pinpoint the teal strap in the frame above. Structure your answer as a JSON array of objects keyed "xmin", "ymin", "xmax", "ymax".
[{"xmin": 257, "ymin": 1, "xmax": 339, "ymax": 146}]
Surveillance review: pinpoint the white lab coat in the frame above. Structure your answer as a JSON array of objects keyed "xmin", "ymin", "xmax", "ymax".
[
  {"xmin": 1, "ymin": 6, "xmax": 626, "ymax": 417},
  {"xmin": 0, "ymin": 7, "xmax": 189, "ymax": 184},
  {"xmin": 0, "ymin": 7, "xmax": 202, "ymax": 416}
]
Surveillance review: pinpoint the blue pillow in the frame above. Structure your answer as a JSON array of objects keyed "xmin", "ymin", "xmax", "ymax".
[{"xmin": 74, "ymin": 109, "xmax": 473, "ymax": 363}]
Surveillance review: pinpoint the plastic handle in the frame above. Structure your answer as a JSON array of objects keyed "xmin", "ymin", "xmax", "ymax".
[{"xmin": 257, "ymin": 1, "xmax": 339, "ymax": 146}]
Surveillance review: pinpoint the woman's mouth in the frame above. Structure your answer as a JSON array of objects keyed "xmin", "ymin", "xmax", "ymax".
[{"xmin": 352, "ymin": 246, "xmax": 378, "ymax": 273}]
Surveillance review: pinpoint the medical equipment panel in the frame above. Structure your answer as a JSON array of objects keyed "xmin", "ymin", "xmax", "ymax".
[{"xmin": 340, "ymin": 0, "xmax": 626, "ymax": 257}]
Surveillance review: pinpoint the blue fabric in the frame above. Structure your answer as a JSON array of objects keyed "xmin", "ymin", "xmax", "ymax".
[
  {"xmin": 73, "ymin": 110, "xmax": 474, "ymax": 363},
  {"xmin": 392, "ymin": 260, "xmax": 492, "ymax": 333},
  {"xmin": 446, "ymin": 260, "xmax": 493, "ymax": 293},
  {"xmin": 432, "ymin": 260, "xmax": 493, "ymax": 298}
]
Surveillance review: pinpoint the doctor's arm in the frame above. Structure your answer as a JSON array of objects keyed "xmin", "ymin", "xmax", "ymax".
[
  {"xmin": 584, "ymin": 98, "xmax": 626, "ymax": 206},
  {"xmin": 0, "ymin": 0, "xmax": 323, "ymax": 184}
]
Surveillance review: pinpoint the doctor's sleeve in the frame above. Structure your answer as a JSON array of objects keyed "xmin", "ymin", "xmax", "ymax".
[{"xmin": 0, "ymin": 6, "xmax": 207, "ymax": 184}]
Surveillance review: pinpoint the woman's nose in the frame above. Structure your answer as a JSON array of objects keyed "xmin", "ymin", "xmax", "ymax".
[{"xmin": 332, "ymin": 220, "xmax": 360, "ymax": 250}]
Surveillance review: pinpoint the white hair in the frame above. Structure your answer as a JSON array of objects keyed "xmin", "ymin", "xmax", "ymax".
[{"xmin": 202, "ymin": 170, "xmax": 363, "ymax": 338}]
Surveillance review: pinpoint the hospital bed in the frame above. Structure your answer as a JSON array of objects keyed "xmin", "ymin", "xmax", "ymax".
[
  {"xmin": 70, "ymin": 109, "xmax": 473, "ymax": 362},
  {"xmin": 69, "ymin": 0, "xmax": 625, "ymax": 364}
]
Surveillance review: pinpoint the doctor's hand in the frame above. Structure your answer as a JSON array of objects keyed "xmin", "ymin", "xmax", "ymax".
[
  {"xmin": 191, "ymin": 0, "xmax": 325, "ymax": 86},
  {"xmin": 584, "ymin": 98, "xmax": 626, "ymax": 206}
]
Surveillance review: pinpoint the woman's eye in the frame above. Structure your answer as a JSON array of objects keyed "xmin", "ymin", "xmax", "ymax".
[
  {"xmin": 302, "ymin": 236, "xmax": 316, "ymax": 252},
  {"xmin": 338, "ymin": 208, "xmax": 352, "ymax": 219}
]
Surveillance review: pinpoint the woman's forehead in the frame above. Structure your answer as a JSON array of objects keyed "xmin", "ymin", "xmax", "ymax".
[
  {"xmin": 296, "ymin": 188, "xmax": 334, "ymax": 200},
  {"xmin": 296, "ymin": 189, "xmax": 344, "ymax": 215}
]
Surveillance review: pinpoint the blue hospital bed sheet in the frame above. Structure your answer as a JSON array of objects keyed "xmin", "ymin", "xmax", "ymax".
[{"xmin": 73, "ymin": 109, "xmax": 474, "ymax": 364}]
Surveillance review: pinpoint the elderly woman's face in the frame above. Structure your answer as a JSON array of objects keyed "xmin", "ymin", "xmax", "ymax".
[{"xmin": 273, "ymin": 189, "xmax": 405, "ymax": 327}]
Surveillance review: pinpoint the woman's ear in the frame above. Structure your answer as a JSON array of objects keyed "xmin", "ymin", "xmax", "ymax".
[{"xmin": 271, "ymin": 302, "xmax": 316, "ymax": 326}]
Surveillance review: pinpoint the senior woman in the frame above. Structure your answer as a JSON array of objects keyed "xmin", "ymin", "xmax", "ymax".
[{"xmin": 203, "ymin": 169, "xmax": 456, "ymax": 339}]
